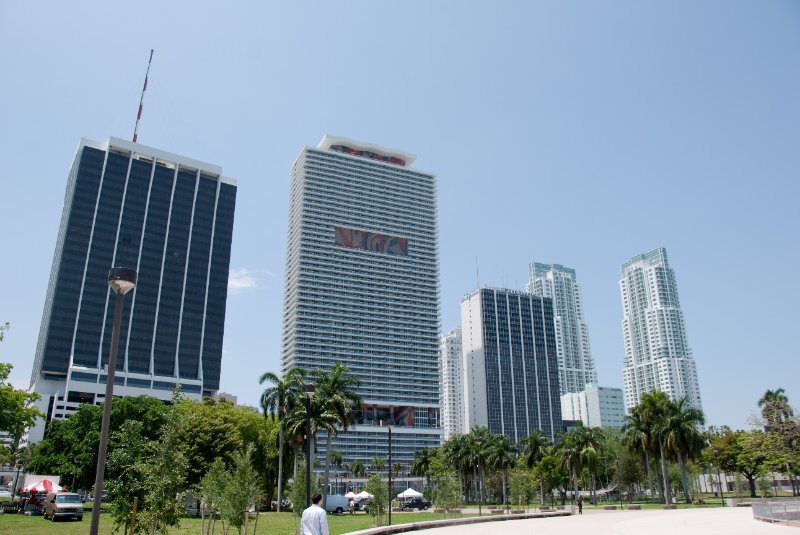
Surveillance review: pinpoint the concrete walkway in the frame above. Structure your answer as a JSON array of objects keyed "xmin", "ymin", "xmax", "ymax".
[{"xmin": 423, "ymin": 507, "xmax": 795, "ymax": 535}]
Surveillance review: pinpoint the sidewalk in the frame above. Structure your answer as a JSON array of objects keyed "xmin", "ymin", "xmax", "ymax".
[{"xmin": 423, "ymin": 506, "xmax": 793, "ymax": 535}]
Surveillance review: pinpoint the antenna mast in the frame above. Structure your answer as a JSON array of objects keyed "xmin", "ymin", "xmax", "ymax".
[{"xmin": 132, "ymin": 49, "xmax": 154, "ymax": 143}]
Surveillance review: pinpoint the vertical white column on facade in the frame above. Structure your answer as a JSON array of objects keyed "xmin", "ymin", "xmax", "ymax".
[
  {"xmin": 196, "ymin": 177, "xmax": 222, "ymax": 387},
  {"xmin": 173, "ymin": 169, "xmax": 201, "ymax": 380},
  {"xmin": 97, "ymin": 154, "xmax": 134, "ymax": 371},
  {"xmin": 150, "ymin": 166, "xmax": 179, "ymax": 375},
  {"xmin": 123, "ymin": 159, "xmax": 157, "ymax": 373},
  {"xmin": 492, "ymin": 291, "xmax": 504, "ymax": 436},
  {"xmin": 528, "ymin": 296, "xmax": 543, "ymax": 430},
  {"xmin": 539, "ymin": 296, "xmax": 556, "ymax": 436},
  {"xmin": 505, "ymin": 293, "xmax": 518, "ymax": 442},
  {"xmin": 517, "ymin": 297, "xmax": 531, "ymax": 438},
  {"xmin": 69, "ymin": 148, "xmax": 110, "ymax": 373}
]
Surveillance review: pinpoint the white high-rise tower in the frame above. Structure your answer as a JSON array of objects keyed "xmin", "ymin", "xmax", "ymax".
[
  {"xmin": 440, "ymin": 327, "xmax": 463, "ymax": 440},
  {"xmin": 527, "ymin": 262, "xmax": 597, "ymax": 395},
  {"xmin": 619, "ymin": 247, "xmax": 702, "ymax": 412}
]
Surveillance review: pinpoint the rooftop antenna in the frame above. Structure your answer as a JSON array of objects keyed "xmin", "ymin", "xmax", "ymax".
[
  {"xmin": 475, "ymin": 256, "xmax": 480, "ymax": 289},
  {"xmin": 132, "ymin": 49, "xmax": 154, "ymax": 143}
]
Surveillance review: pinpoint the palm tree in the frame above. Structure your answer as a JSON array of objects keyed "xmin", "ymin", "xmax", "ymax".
[
  {"xmin": 483, "ymin": 434, "xmax": 517, "ymax": 510},
  {"xmin": 622, "ymin": 407, "xmax": 656, "ymax": 502},
  {"xmin": 348, "ymin": 459, "xmax": 366, "ymax": 481},
  {"xmin": 258, "ymin": 367, "xmax": 305, "ymax": 512},
  {"xmin": 560, "ymin": 425, "xmax": 602, "ymax": 505},
  {"xmin": 442, "ymin": 434, "xmax": 471, "ymax": 498},
  {"xmin": 313, "ymin": 362, "xmax": 362, "ymax": 506},
  {"xmin": 370, "ymin": 456, "xmax": 386, "ymax": 473},
  {"xmin": 411, "ymin": 447, "xmax": 435, "ymax": 495},
  {"xmin": 519, "ymin": 431, "xmax": 550, "ymax": 504},
  {"xmin": 639, "ymin": 391, "xmax": 673, "ymax": 504},
  {"xmin": 759, "ymin": 388, "xmax": 793, "ymax": 430},
  {"xmin": 663, "ymin": 396, "xmax": 705, "ymax": 503}
]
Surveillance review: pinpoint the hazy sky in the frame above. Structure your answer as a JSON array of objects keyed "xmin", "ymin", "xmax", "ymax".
[{"xmin": 1, "ymin": 1, "xmax": 798, "ymax": 431}]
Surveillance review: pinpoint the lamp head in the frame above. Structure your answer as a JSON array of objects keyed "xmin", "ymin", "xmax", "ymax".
[
  {"xmin": 108, "ymin": 267, "xmax": 137, "ymax": 295},
  {"xmin": 302, "ymin": 383, "xmax": 315, "ymax": 398}
]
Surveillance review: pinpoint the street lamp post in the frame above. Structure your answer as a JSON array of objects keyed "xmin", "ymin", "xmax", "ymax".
[
  {"xmin": 90, "ymin": 267, "xmax": 136, "ymax": 535},
  {"xmin": 387, "ymin": 421, "xmax": 393, "ymax": 526},
  {"xmin": 303, "ymin": 383, "xmax": 315, "ymax": 508},
  {"xmin": 717, "ymin": 465, "xmax": 725, "ymax": 506},
  {"xmin": 475, "ymin": 438, "xmax": 482, "ymax": 517}
]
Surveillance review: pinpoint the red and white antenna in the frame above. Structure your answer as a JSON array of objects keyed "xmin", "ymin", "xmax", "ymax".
[{"xmin": 132, "ymin": 49, "xmax": 154, "ymax": 143}]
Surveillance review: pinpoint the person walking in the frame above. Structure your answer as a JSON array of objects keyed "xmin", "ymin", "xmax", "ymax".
[
  {"xmin": 577, "ymin": 494, "xmax": 583, "ymax": 514},
  {"xmin": 301, "ymin": 493, "xmax": 329, "ymax": 535}
]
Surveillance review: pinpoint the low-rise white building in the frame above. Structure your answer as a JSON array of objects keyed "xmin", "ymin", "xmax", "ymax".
[{"xmin": 560, "ymin": 383, "xmax": 625, "ymax": 429}]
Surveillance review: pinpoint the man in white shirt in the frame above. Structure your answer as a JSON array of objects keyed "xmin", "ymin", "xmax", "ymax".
[{"xmin": 301, "ymin": 493, "xmax": 329, "ymax": 535}]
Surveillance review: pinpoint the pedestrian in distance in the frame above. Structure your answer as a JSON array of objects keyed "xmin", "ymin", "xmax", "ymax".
[
  {"xmin": 301, "ymin": 493, "xmax": 329, "ymax": 535},
  {"xmin": 577, "ymin": 494, "xmax": 583, "ymax": 514}
]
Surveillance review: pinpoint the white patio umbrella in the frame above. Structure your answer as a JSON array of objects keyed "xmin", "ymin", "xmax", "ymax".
[
  {"xmin": 356, "ymin": 491, "xmax": 373, "ymax": 500},
  {"xmin": 396, "ymin": 488, "xmax": 423, "ymax": 499},
  {"xmin": 344, "ymin": 491, "xmax": 356, "ymax": 499}
]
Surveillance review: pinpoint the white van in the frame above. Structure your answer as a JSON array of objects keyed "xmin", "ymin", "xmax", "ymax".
[{"xmin": 324, "ymin": 494, "xmax": 349, "ymax": 514}]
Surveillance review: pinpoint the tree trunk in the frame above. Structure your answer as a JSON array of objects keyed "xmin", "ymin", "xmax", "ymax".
[
  {"xmin": 643, "ymin": 450, "xmax": 655, "ymax": 503},
  {"xmin": 323, "ymin": 431, "xmax": 332, "ymax": 507},
  {"xmin": 573, "ymin": 467, "xmax": 579, "ymax": 504},
  {"xmin": 658, "ymin": 438, "xmax": 672, "ymax": 504},
  {"xmin": 655, "ymin": 462, "xmax": 665, "ymax": 503},
  {"xmin": 294, "ymin": 446, "xmax": 299, "ymax": 480},
  {"xmin": 748, "ymin": 475, "xmax": 757, "ymax": 498},
  {"xmin": 502, "ymin": 470, "xmax": 508, "ymax": 511},
  {"xmin": 540, "ymin": 481, "xmax": 545, "ymax": 505},
  {"xmin": 677, "ymin": 453, "xmax": 691, "ymax": 503},
  {"xmin": 277, "ymin": 421, "xmax": 285, "ymax": 512}
]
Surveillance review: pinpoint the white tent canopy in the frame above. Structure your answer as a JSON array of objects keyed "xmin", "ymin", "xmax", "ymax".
[
  {"xmin": 344, "ymin": 491, "xmax": 356, "ymax": 499},
  {"xmin": 355, "ymin": 491, "xmax": 373, "ymax": 500},
  {"xmin": 397, "ymin": 488, "xmax": 423, "ymax": 499}
]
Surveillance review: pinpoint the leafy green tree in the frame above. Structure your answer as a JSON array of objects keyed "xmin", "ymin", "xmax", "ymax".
[
  {"xmin": 138, "ymin": 397, "xmax": 189, "ymax": 535},
  {"xmin": 28, "ymin": 395, "xmax": 168, "ymax": 492},
  {"xmin": 508, "ymin": 462, "xmax": 534, "ymax": 510},
  {"xmin": 433, "ymin": 472, "xmax": 462, "ymax": 515},
  {"xmin": 105, "ymin": 421, "xmax": 150, "ymax": 533},
  {"xmin": 639, "ymin": 391, "xmax": 675, "ymax": 504},
  {"xmin": 0, "ymin": 324, "xmax": 44, "ymax": 472},
  {"xmin": 534, "ymin": 446, "xmax": 569, "ymax": 506},
  {"xmin": 347, "ymin": 459, "xmax": 366, "ymax": 480},
  {"xmin": 704, "ymin": 428, "xmax": 766, "ymax": 498},
  {"xmin": 287, "ymin": 459, "xmax": 319, "ymax": 518},
  {"xmin": 364, "ymin": 473, "xmax": 389, "ymax": 526},
  {"xmin": 258, "ymin": 367, "xmax": 305, "ymax": 512},
  {"xmin": 199, "ymin": 458, "xmax": 227, "ymax": 535},
  {"xmin": 219, "ymin": 445, "xmax": 260, "ymax": 535}
]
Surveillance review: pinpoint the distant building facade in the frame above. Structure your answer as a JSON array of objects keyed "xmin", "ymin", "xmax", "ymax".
[
  {"xmin": 281, "ymin": 135, "xmax": 442, "ymax": 469},
  {"xmin": 461, "ymin": 288, "xmax": 562, "ymax": 443},
  {"xmin": 29, "ymin": 137, "xmax": 236, "ymax": 443},
  {"xmin": 560, "ymin": 383, "xmax": 625, "ymax": 428},
  {"xmin": 527, "ymin": 262, "xmax": 596, "ymax": 395},
  {"xmin": 440, "ymin": 327, "xmax": 464, "ymax": 440},
  {"xmin": 619, "ymin": 247, "xmax": 702, "ymax": 412}
]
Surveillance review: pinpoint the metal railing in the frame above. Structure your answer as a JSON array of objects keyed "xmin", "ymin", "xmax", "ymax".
[{"xmin": 752, "ymin": 499, "xmax": 800, "ymax": 525}]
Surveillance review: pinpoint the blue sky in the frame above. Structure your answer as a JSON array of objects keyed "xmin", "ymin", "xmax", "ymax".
[{"xmin": 1, "ymin": 1, "xmax": 798, "ymax": 430}]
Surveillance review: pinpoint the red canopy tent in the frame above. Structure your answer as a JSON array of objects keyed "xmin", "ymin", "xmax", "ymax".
[{"xmin": 22, "ymin": 479, "xmax": 66, "ymax": 493}]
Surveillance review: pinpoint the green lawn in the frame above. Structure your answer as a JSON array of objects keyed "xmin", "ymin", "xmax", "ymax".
[{"xmin": 0, "ymin": 510, "xmax": 476, "ymax": 535}]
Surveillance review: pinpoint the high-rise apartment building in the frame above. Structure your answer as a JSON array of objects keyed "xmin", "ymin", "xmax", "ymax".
[
  {"xmin": 560, "ymin": 383, "xmax": 625, "ymax": 429},
  {"xmin": 461, "ymin": 288, "xmax": 562, "ymax": 443},
  {"xmin": 620, "ymin": 247, "xmax": 702, "ymax": 412},
  {"xmin": 29, "ymin": 137, "xmax": 236, "ymax": 443},
  {"xmin": 527, "ymin": 262, "xmax": 596, "ymax": 395},
  {"xmin": 281, "ymin": 135, "xmax": 441, "ymax": 468},
  {"xmin": 440, "ymin": 327, "xmax": 464, "ymax": 440}
]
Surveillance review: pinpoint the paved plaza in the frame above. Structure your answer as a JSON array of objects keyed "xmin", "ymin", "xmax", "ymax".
[{"xmin": 424, "ymin": 507, "xmax": 793, "ymax": 535}]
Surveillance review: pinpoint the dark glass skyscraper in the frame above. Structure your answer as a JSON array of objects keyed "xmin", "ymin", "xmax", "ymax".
[
  {"xmin": 461, "ymin": 288, "xmax": 563, "ymax": 443},
  {"xmin": 28, "ymin": 137, "xmax": 236, "ymax": 443}
]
